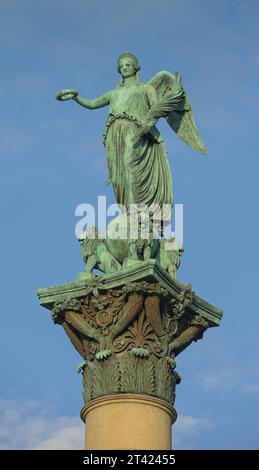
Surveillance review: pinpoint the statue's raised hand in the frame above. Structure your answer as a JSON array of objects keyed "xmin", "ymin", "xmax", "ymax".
[
  {"xmin": 133, "ymin": 118, "xmax": 156, "ymax": 144},
  {"xmin": 56, "ymin": 89, "xmax": 78, "ymax": 101}
]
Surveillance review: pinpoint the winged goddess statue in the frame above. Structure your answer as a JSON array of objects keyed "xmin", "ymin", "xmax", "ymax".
[{"xmin": 56, "ymin": 53, "xmax": 207, "ymax": 212}]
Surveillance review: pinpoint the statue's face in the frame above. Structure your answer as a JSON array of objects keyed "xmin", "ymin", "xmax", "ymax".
[{"xmin": 119, "ymin": 58, "xmax": 136, "ymax": 78}]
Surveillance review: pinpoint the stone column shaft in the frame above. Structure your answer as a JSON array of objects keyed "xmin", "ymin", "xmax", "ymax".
[{"xmin": 81, "ymin": 394, "xmax": 176, "ymax": 450}]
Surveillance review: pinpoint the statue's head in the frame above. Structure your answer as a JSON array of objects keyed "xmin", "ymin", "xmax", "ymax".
[{"xmin": 117, "ymin": 53, "xmax": 140, "ymax": 77}]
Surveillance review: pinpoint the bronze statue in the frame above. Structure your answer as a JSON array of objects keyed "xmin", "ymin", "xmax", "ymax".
[{"xmin": 56, "ymin": 53, "xmax": 207, "ymax": 212}]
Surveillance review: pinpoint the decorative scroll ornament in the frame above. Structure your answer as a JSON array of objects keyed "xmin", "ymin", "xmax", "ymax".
[{"xmin": 51, "ymin": 280, "xmax": 212, "ymax": 405}]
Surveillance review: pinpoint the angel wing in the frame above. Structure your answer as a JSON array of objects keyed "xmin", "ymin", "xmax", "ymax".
[{"xmin": 147, "ymin": 71, "xmax": 207, "ymax": 154}]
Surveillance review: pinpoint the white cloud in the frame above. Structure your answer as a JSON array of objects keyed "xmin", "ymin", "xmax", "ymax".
[
  {"xmin": 243, "ymin": 383, "xmax": 259, "ymax": 394},
  {"xmin": 0, "ymin": 399, "xmax": 83, "ymax": 450},
  {"xmin": 33, "ymin": 426, "xmax": 83, "ymax": 450},
  {"xmin": 175, "ymin": 415, "xmax": 212, "ymax": 435},
  {"xmin": 198, "ymin": 368, "xmax": 238, "ymax": 392},
  {"xmin": 198, "ymin": 364, "xmax": 259, "ymax": 394},
  {"xmin": 173, "ymin": 414, "xmax": 213, "ymax": 449}
]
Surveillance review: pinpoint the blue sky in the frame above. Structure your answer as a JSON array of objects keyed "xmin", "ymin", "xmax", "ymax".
[{"xmin": 1, "ymin": 0, "xmax": 259, "ymax": 449}]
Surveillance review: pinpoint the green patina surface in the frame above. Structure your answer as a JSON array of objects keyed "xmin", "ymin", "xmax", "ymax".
[
  {"xmin": 37, "ymin": 54, "xmax": 223, "ymax": 406},
  {"xmin": 37, "ymin": 262, "xmax": 223, "ymax": 405},
  {"xmin": 56, "ymin": 52, "xmax": 207, "ymax": 213},
  {"xmin": 37, "ymin": 260, "xmax": 222, "ymax": 326}
]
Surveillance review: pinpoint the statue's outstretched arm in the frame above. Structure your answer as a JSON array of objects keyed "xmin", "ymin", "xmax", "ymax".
[
  {"xmin": 56, "ymin": 89, "xmax": 111, "ymax": 110},
  {"xmin": 73, "ymin": 92, "xmax": 111, "ymax": 110}
]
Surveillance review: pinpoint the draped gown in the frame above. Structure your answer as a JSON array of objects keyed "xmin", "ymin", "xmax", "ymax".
[{"xmin": 103, "ymin": 82, "xmax": 173, "ymax": 211}]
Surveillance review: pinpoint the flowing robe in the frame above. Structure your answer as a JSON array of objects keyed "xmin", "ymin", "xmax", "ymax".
[{"xmin": 103, "ymin": 82, "xmax": 173, "ymax": 211}]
